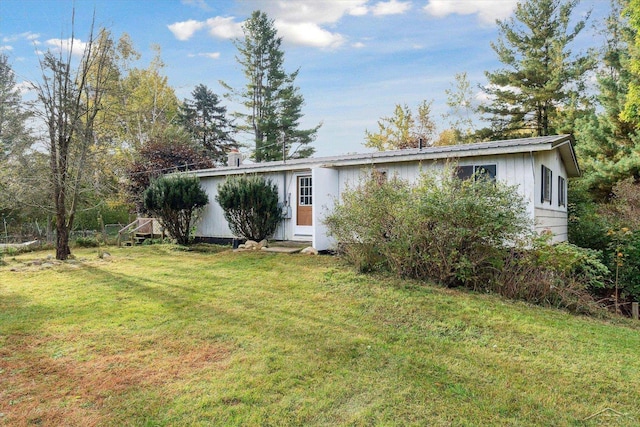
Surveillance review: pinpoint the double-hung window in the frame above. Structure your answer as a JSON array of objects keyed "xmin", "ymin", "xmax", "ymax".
[
  {"xmin": 558, "ymin": 176, "xmax": 566, "ymax": 207},
  {"xmin": 541, "ymin": 165, "xmax": 552, "ymax": 204}
]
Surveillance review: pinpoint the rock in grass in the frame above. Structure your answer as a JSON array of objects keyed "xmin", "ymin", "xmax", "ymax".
[{"xmin": 300, "ymin": 246, "xmax": 318, "ymax": 255}]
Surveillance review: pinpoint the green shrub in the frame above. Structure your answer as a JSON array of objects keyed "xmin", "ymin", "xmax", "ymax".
[
  {"xmin": 74, "ymin": 236, "xmax": 100, "ymax": 248},
  {"xmin": 326, "ymin": 168, "xmax": 607, "ymax": 314},
  {"xmin": 567, "ymin": 181, "xmax": 610, "ymax": 251},
  {"xmin": 326, "ymin": 168, "xmax": 532, "ymax": 287},
  {"xmin": 144, "ymin": 174, "xmax": 209, "ymax": 246},
  {"xmin": 216, "ymin": 175, "xmax": 283, "ymax": 241},
  {"xmin": 494, "ymin": 239, "xmax": 608, "ymax": 314},
  {"xmin": 607, "ymin": 228, "xmax": 640, "ymax": 303}
]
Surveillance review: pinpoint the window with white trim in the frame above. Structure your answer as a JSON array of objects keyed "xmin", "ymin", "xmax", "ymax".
[
  {"xmin": 558, "ymin": 176, "xmax": 566, "ymax": 207},
  {"xmin": 541, "ymin": 165, "xmax": 552, "ymax": 204},
  {"xmin": 298, "ymin": 176, "xmax": 312, "ymax": 206}
]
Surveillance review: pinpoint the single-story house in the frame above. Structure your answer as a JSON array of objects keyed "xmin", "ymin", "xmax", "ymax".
[{"xmin": 192, "ymin": 134, "xmax": 580, "ymax": 250}]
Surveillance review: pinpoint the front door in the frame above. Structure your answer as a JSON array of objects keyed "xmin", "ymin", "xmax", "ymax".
[{"xmin": 295, "ymin": 175, "xmax": 312, "ymax": 235}]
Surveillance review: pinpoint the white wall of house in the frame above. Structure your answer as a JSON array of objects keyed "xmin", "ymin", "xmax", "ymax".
[
  {"xmin": 193, "ymin": 137, "xmax": 577, "ymax": 248},
  {"xmin": 533, "ymin": 150, "xmax": 569, "ymax": 242}
]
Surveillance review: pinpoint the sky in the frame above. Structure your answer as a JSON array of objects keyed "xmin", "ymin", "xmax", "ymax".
[{"xmin": 1, "ymin": 0, "xmax": 610, "ymax": 158}]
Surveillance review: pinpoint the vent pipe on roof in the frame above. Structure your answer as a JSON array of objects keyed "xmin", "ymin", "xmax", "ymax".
[{"xmin": 419, "ymin": 138, "xmax": 423, "ymax": 150}]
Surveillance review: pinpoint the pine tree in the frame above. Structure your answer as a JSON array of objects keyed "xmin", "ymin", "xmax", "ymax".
[
  {"xmin": 575, "ymin": 0, "xmax": 640, "ymax": 199},
  {"xmin": 0, "ymin": 53, "xmax": 32, "ymax": 160},
  {"xmin": 222, "ymin": 10, "xmax": 320, "ymax": 162},
  {"xmin": 480, "ymin": 0, "xmax": 593, "ymax": 138},
  {"xmin": 179, "ymin": 84, "xmax": 237, "ymax": 164}
]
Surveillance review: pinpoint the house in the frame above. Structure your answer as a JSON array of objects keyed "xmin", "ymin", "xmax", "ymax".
[{"xmin": 193, "ymin": 134, "xmax": 580, "ymax": 250}]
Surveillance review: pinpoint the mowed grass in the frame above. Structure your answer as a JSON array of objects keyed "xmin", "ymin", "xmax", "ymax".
[{"xmin": 1, "ymin": 245, "xmax": 639, "ymax": 426}]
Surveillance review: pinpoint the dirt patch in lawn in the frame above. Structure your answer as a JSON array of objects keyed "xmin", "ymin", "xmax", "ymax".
[{"xmin": 0, "ymin": 334, "xmax": 233, "ymax": 426}]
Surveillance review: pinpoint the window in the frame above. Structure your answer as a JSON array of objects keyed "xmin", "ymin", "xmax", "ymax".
[
  {"xmin": 541, "ymin": 165, "xmax": 552, "ymax": 204},
  {"xmin": 456, "ymin": 164, "xmax": 497, "ymax": 182},
  {"xmin": 298, "ymin": 176, "xmax": 312, "ymax": 206},
  {"xmin": 558, "ymin": 176, "xmax": 566, "ymax": 207}
]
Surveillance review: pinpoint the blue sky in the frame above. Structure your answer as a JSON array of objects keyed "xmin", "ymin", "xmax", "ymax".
[{"xmin": 1, "ymin": 0, "xmax": 608, "ymax": 157}]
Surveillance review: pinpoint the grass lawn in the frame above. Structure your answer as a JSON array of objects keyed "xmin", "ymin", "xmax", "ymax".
[{"xmin": 1, "ymin": 245, "xmax": 639, "ymax": 426}]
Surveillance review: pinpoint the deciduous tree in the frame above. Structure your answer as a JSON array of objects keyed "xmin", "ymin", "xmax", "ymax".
[
  {"xmin": 364, "ymin": 100, "xmax": 436, "ymax": 150},
  {"xmin": 127, "ymin": 138, "xmax": 214, "ymax": 211},
  {"xmin": 33, "ymin": 16, "xmax": 113, "ymax": 260}
]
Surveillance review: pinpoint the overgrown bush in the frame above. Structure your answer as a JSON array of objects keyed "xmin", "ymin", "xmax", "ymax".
[
  {"xmin": 326, "ymin": 168, "xmax": 532, "ymax": 287},
  {"xmin": 144, "ymin": 174, "xmax": 209, "ymax": 245},
  {"xmin": 216, "ymin": 175, "xmax": 282, "ymax": 241},
  {"xmin": 326, "ymin": 168, "xmax": 606, "ymax": 314},
  {"xmin": 493, "ymin": 238, "xmax": 609, "ymax": 314}
]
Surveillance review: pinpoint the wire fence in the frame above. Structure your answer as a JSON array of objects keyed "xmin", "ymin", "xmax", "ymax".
[{"xmin": 1, "ymin": 223, "xmax": 125, "ymax": 245}]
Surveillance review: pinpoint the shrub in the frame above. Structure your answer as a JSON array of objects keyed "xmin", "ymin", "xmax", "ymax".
[
  {"xmin": 74, "ymin": 236, "xmax": 100, "ymax": 248},
  {"xmin": 216, "ymin": 175, "xmax": 283, "ymax": 241},
  {"xmin": 326, "ymin": 168, "xmax": 532, "ymax": 287},
  {"xmin": 326, "ymin": 168, "xmax": 607, "ymax": 314},
  {"xmin": 144, "ymin": 174, "xmax": 209, "ymax": 246},
  {"xmin": 493, "ymin": 239, "xmax": 608, "ymax": 314}
]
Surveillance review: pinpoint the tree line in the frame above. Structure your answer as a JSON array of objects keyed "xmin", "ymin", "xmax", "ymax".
[
  {"xmin": 2, "ymin": 0, "xmax": 640, "ymax": 266},
  {"xmin": 0, "ymin": 10, "xmax": 317, "ymax": 259}
]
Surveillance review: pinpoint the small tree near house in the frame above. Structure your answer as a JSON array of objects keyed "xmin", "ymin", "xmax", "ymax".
[
  {"xmin": 143, "ymin": 175, "xmax": 209, "ymax": 245},
  {"xmin": 216, "ymin": 175, "xmax": 283, "ymax": 241}
]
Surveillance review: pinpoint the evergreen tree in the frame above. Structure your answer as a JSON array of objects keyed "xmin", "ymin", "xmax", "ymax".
[
  {"xmin": 179, "ymin": 84, "xmax": 237, "ymax": 164},
  {"xmin": 0, "ymin": 53, "xmax": 32, "ymax": 160},
  {"xmin": 222, "ymin": 10, "xmax": 320, "ymax": 162},
  {"xmin": 575, "ymin": 0, "xmax": 640, "ymax": 200},
  {"xmin": 144, "ymin": 175, "xmax": 209, "ymax": 245},
  {"xmin": 480, "ymin": 0, "xmax": 593, "ymax": 138}
]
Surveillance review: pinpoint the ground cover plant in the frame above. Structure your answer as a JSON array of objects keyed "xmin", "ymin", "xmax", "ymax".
[{"xmin": 1, "ymin": 246, "xmax": 639, "ymax": 426}]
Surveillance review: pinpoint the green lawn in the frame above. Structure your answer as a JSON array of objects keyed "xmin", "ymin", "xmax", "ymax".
[{"xmin": 1, "ymin": 245, "xmax": 639, "ymax": 426}]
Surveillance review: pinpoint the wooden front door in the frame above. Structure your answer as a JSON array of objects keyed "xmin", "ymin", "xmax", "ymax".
[{"xmin": 297, "ymin": 175, "xmax": 312, "ymax": 227}]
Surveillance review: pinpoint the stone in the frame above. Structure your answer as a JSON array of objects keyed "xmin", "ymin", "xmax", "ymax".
[
  {"xmin": 300, "ymin": 246, "xmax": 318, "ymax": 255},
  {"xmin": 259, "ymin": 239, "xmax": 269, "ymax": 248},
  {"xmin": 245, "ymin": 240, "xmax": 259, "ymax": 248}
]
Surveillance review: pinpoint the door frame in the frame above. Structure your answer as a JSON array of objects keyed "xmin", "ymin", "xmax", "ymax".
[{"xmin": 293, "ymin": 172, "xmax": 313, "ymax": 237}]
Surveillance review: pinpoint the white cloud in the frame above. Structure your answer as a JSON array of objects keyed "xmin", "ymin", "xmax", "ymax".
[
  {"xmin": 276, "ymin": 21, "xmax": 345, "ymax": 49},
  {"xmin": 256, "ymin": 0, "xmax": 369, "ymax": 24},
  {"xmin": 45, "ymin": 38, "xmax": 87, "ymax": 56},
  {"xmin": 372, "ymin": 0, "xmax": 412, "ymax": 16},
  {"xmin": 349, "ymin": 5, "xmax": 369, "ymax": 16},
  {"xmin": 168, "ymin": 19, "xmax": 205, "ymax": 41},
  {"xmin": 206, "ymin": 16, "xmax": 244, "ymax": 39},
  {"xmin": 423, "ymin": 0, "xmax": 517, "ymax": 24},
  {"xmin": 3, "ymin": 31, "xmax": 40, "ymax": 43},
  {"xmin": 352, "ymin": 41, "xmax": 366, "ymax": 48},
  {"xmin": 0, "ymin": 45, "xmax": 13, "ymax": 51},
  {"xmin": 15, "ymin": 80, "xmax": 33, "ymax": 95},
  {"xmin": 188, "ymin": 52, "xmax": 221, "ymax": 59},
  {"xmin": 181, "ymin": 0, "xmax": 211, "ymax": 10}
]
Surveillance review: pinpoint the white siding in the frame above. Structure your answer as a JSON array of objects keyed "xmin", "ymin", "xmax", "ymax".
[
  {"xmin": 195, "ymin": 147, "xmax": 570, "ymax": 244},
  {"xmin": 535, "ymin": 207, "xmax": 568, "ymax": 242},
  {"xmin": 312, "ymin": 167, "xmax": 340, "ymax": 250},
  {"xmin": 196, "ymin": 171, "xmax": 295, "ymax": 241},
  {"xmin": 533, "ymin": 150, "xmax": 569, "ymax": 242}
]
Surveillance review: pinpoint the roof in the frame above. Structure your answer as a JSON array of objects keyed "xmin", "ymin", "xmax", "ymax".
[{"xmin": 193, "ymin": 134, "xmax": 580, "ymax": 178}]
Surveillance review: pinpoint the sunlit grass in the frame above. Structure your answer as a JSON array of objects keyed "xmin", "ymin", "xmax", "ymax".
[{"xmin": 1, "ymin": 245, "xmax": 639, "ymax": 426}]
